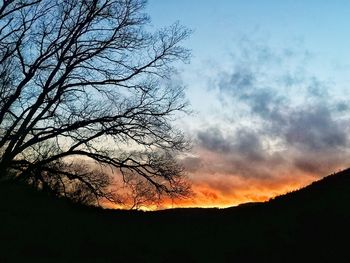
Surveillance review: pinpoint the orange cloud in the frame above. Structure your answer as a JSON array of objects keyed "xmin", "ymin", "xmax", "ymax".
[
  {"xmin": 156, "ymin": 171, "xmax": 317, "ymax": 209},
  {"xmin": 104, "ymin": 145, "xmax": 347, "ymax": 210},
  {"xmin": 104, "ymin": 169, "xmax": 335, "ymax": 210}
]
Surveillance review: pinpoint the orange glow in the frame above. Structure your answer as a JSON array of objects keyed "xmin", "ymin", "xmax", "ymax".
[
  {"xmin": 100, "ymin": 146, "xmax": 349, "ymax": 210},
  {"xmin": 105, "ymin": 171, "xmax": 318, "ymax": 210},
  {"xmin": 158, "ymin": 172, "xmax": 316, "ymax": 209}
]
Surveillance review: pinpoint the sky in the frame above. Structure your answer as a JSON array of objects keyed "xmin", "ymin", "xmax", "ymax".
[{"xmin": 145, "ymin": 1, "xmax": 350, "ymax": 208}]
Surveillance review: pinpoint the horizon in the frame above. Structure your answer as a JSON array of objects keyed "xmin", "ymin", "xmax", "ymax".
[{"xmin": 1, "ymin": 0, "xmax": 350, "ymax": 210}]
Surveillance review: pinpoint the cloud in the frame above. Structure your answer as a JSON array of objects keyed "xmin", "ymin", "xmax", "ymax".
[
  {"xmin": 191, "ymin": 42, "xmax": 350, "ymax": 184},
  {"xmin": 234, "ymin": 129, "xmax": 266, "ymax": 162},
  {"xmin": 197, "ymin": 127, "xmax": 266, "ymax": 163},
  {"xmin": 181, "ymin": 155, "xmax": 202, "ymax": 172},
  {"xmin": 176, "ymin": 39, "xmax": 350, "ymax": 208},
  {"xmin": 197, "ymin": 127, "xmax": 233, "ymax": 153},
  {"xmin": 285, "ymin": 104, "xmax": 348, "ymax": 151}
]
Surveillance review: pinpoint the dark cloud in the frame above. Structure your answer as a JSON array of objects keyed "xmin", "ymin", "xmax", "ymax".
[
  {"xmin": 234, "ymin": 129, "xmax": 266, "ymax": 162},
  {"xmin": 197, "ymin": 127, "xmax": 233, "ymax": 153},
  {"xmin": 197, "ymin": 127, "xmax": 265, "ymax": 162},
  {"xmin": 219, "ymin": 68, "xmax": 254, "ymax": 93},
  {"xmin": 285, "ymin": 104, "xmax": 348, "ymax": 151},
  {"xmin": 194, "ymin": 127, "xmax": 284, "ymax": 179}
]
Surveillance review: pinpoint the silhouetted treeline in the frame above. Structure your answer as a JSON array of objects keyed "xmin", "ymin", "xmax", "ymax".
[{"xmin": 1, "ymin": 169, "xmax": 350, "ymax": 262}]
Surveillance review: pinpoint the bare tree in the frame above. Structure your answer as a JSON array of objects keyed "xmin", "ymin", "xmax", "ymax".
[{"xmin": 0, "ymin": 0, "xmax": 191, "ymax": 206}]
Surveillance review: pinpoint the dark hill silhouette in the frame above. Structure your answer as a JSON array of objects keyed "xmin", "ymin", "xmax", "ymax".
[{"xmin": 1, "ymin": 169, "xmax": 350, "ymax": 263}]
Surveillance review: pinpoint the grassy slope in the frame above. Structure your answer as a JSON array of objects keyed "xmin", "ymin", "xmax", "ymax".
[{"xmin": 1, "ymin": 169, "xmax": 350, "ymax": 262}]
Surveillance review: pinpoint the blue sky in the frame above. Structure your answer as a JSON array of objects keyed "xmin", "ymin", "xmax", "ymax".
[
  {"xmin": 147, "ymin": 0, "xmax": 350, "ymax": 116},
  {"xmin": 146, "ymin": 1, "xmax": 350, "ymax": 207},
  {"xmin": 147, "ymin": 0, "xmax": 350, "ymax": 64}
]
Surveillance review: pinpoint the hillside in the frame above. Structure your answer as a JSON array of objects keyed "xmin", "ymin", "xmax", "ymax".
[{"xmin": 1, "ymin": 169, "xmax": 350, "ymax": 262}]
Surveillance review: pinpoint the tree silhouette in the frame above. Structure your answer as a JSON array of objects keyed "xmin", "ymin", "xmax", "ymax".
[{"xmin": 0, "ymin": 0, "xmax": 191, "ymax": 205}]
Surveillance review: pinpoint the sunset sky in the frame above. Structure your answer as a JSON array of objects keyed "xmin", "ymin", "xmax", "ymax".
[{"xmin": 145, "ymin": 1, "xmax": 350, "ymax": 208}]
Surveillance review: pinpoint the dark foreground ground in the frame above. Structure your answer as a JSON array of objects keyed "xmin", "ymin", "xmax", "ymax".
[{"xmin": 1, "ymin": 169, "xmax": 350, "ymax": 263}]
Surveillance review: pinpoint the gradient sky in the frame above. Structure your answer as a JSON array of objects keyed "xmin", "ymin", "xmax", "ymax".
[{"xmin": 145, "ymin": 1, "xmax": 350, "ymax": 208}]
